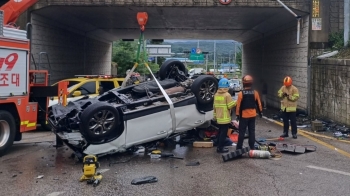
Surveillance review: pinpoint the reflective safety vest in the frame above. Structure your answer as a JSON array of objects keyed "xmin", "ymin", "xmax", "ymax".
[
  {"xmin": 277, "ymin": 85, "xmax": 299, "ymax": 112},
  {"xmin": 213, "ymin": 88, "xmax": 237, "ymax": 124}
]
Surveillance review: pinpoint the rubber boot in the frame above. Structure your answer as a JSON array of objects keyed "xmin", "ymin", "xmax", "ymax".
[
  {"xmin": 217, "ymin": 147, "xmax": 229, "ymax": 153},
  {"xmin": 280, "ymin": 133, "xmax": 289, "ymax": 138}
]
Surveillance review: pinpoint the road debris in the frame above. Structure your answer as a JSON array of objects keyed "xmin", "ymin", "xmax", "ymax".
[
  {"xmin": 37, "ymin": 175, "xmax": 44, "ymax": 179},
  {"xmin": 131, "ymin": 176, "xmax": 158, "ymax": 185},
  {"xmin": 186, "ymin": 161, "xmax": 200, "ymax": 166},
  {"xmin": 276, "ymin": 143, "xmax": 317, "ymax": 154}
]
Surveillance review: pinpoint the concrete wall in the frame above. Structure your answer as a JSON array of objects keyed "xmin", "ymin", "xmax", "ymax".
[
  {"xmin": 39, "ymin": 0, "xmax": 310, "ymax": 12},
  {"xmin": 330, "ymin": 0, "xmax": 344, "ymax": 33},
  {"xmin": 30, "ymin": 14, "xmax": 111, "ymax": 84},
  {"xmin": 311, "ymin": 59, "xmax": 350, "ymax": 125},
  {"xmin": 243, "ymin": 15, "xmax": 309, "ymax": 110}
]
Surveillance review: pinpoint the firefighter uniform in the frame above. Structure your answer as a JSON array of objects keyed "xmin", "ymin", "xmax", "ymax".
[
  {"xmin": 235, "ymin": 75, "xmax": 262, "ymax": 151},
  {"xmin": 278, "ymin": 76, "xmax": 299, "ymax": 139},
  {"xmin": 213, "ymin": 78, "xmax": 237, "ymax": 153}
]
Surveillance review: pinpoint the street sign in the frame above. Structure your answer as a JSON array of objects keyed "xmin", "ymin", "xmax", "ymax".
[
  {"xmin": 189, "ymin": 54, "xmax": 204, "ymax": 61},
  {"xmin": 196, "ymin": 48, "xmax": 202, "ymax": 54},
  {"xmin": 191, "ymin": 48, "xmax": 196, "ymax": 54}
]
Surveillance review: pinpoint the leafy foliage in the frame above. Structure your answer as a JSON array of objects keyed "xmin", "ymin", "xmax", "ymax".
[
  {"xmin": 328, "ymin": 30, "xmax": 345, "ymax": 50},
  {"xmin": 112, "ymin": 40, "xmax": 160, "ymax": 76}
]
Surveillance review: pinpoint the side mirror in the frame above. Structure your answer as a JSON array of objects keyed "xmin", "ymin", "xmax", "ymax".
[{"xmin": 72, "ymin": 91, "xmax": 82, "ymax": 97}]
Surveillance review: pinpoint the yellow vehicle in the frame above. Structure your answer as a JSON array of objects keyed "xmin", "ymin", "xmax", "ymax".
[{"xmin": 49, "ymin": 75, "xmax": 125, "ymax": 107}]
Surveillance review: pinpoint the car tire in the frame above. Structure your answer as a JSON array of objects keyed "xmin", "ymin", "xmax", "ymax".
[
  {"xmin": 0, "ymin": 110, "xmax": 16, "ymax": 157},
  {"xmin": 191, "ymin": 75, "xmax": 218, "ymax": 105},
  {"xmin": 79, "ymin": 102, "xmax": 122, "ymax": 142},
  {"xmin": 159, "ymin": 59, "xmax": 187, "ymax": 81}
]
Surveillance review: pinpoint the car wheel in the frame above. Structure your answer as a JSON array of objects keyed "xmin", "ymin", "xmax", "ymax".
[
  {"xmin": 79, "ymin": 102, "xmax": 121, "ymax": 142},
  {"xmin": 0, "ymin": 110, "xmax": 16, "ymax": 157},
  {"xmin": 191, "ymin": 75, "xmax": 218, "ymax": 105},
  {"xmin": 159, "ymin": 59, "xmax": 188, "ymax": 82}
]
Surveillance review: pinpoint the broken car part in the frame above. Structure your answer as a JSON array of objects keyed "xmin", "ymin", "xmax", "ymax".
[{"xmin": 131, "ymin": 176, "xmax": 158, "ymax": 185}]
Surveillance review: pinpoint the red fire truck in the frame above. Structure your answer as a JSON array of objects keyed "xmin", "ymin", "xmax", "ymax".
[{"xmin": 0, "ymin": 0, "xmax": 67, "ymax": 156}]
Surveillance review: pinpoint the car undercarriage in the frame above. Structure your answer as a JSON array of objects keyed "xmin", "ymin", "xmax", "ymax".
[{"xmin": 48, "ymin": 60, "xmax": 219, "ymax": 158}]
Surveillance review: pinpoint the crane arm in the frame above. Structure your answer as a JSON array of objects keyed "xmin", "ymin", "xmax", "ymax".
[{"xmin": 0, "ymin": 0, "xmax": 39, "ymax": 25}]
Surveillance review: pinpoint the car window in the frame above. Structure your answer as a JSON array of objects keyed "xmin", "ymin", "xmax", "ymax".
[
  {"xmin": 52, "ymin": 80, "xmax": 80, "ymax": 88},
  {"xmin": 75, "ymin": 81, "xmax": 96, "ymax": 95},
  {"xmin": 99, "ymin": 81, "xmax": 115, "ymax": 91},
  {"xmin": 68, "ymin": 84, "xmax": 79, "ymax": 92}
]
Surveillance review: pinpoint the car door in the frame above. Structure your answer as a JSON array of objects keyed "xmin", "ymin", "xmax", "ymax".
[
  {"xmin": 173, "ymin": 96, "xmax": 206, "ymax": 133},
  {"xmin": 124, "ymin": 104, "xmax": 172, "ymax": 147}
]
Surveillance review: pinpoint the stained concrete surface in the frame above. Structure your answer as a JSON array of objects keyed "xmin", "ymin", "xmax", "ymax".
[{"xmin": 1, "ymin": 118, "xmax": 350, "ymax": 196}]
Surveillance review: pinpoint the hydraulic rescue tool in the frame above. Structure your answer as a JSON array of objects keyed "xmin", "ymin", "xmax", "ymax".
[{"xmin": 79, "ymin": 155, "xmax": 102, "ymax": 187}]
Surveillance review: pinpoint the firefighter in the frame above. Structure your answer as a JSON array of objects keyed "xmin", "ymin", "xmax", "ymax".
[
  {"xmin": 213, "ymin": 78, "xmax": 237, "ymax": 153},
  {"xmin": 278, "ymin": 76, "xmax": 299, "ymax": 139},
  {"xmin": 235, "ymin": 75, "xmax": 263, "ymax": 151}
]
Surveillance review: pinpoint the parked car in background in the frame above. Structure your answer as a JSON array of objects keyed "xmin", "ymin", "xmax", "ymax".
[
  {"xmin": 229, "ymin": 79, "xmax": 242, "ymax": 92},
  {"xmin": 49, "ymin": 75, "xmax": 125, "ymax": 107},
  {"xmin": 189, "ymin": 68, "xmax": 204, "ymax": 77}
]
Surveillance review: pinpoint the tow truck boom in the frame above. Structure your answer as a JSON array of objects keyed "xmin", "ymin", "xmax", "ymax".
[{"xmin": 1, "ymin": 0, "xmax": 38, "ymax": 26}]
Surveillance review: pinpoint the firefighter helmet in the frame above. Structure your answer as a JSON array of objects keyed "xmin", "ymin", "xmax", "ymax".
[
  {"xmin": 283, "ymin": 76, "xmax": 292, "ymax": 87},
  {"xmin": 218, "ymin": 78, "xmax": 230, "ymax": 88},
  {"xmin": 242, "ymin": 75, "xmax": 253, "ymax": 84}
]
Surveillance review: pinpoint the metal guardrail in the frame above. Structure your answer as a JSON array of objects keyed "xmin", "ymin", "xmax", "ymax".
[{"xmin": 38, "ymin": 0, "xmax": 310, "ymax": 12}]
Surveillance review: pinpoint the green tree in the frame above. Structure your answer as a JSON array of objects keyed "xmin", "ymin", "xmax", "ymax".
[
  {"xmin": 112, "ymin": 40, "xmax": 137, "ymax": 76},
  {"xmin": 112, "ymin": 40, "xmax": 159, "ymax": 76}
]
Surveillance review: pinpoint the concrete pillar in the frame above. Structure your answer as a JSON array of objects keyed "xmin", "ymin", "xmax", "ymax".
[
  {"xmin": 345, "ymin": 0, "xmax": 350, "ymax": 46},
  {"xmin": 309, "ymin": 0, "xmax": 330, "ymax": 48}
]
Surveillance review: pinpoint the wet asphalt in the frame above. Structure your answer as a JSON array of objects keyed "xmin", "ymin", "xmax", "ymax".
[{"xmin": 1, "ymin": 118, "xmax": 350, "ymax": 196}]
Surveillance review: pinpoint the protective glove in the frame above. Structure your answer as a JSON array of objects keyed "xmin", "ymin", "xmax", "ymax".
[
  {"xmin": 283, "ymin": 92, "xmax": 288, "ymax": 97},
  {"xmin": 259, "ymin": 113, "xmax": 263, "ymax": 118},
  {"xmin": 236, "ymin": 116, "xmax": 240, "ymax": 121}
]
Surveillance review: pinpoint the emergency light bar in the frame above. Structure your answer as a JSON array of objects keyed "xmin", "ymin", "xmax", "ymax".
[{"xmin": 74, "ymin": 75, "xmax": 117, "ymax": 79}]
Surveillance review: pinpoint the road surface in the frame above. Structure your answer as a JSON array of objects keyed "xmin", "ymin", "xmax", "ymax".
[{"xmin": 0, "ymin": 118, "xmax": 349, "ymax": 196}]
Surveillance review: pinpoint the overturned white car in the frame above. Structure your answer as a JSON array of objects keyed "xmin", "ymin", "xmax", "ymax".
[{"xmin": 48, "ymin": 60, "xmax": 218, "ymax": 158}]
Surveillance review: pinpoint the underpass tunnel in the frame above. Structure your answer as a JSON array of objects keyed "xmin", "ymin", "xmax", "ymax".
[{"xmin": 22, "ymin": 3, "xmax": 310, "ymax": 110}]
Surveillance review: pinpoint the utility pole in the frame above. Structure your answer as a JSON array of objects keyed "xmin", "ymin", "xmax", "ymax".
[
  {"xmin": 234, "ymin": 43, "xmax": 237, "ymax": 64},
  {"xmin": 202, "ymin": 51, "xmax": 209, "ymax": 72},
  {"xmin": 214, "ymin": 41, "xmax": 216, "ymax": 72}
]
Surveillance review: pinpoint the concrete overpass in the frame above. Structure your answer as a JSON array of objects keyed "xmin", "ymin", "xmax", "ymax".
[{"xmin": 14, "ymin": 0, "xmax": 342, "ymax": 112}]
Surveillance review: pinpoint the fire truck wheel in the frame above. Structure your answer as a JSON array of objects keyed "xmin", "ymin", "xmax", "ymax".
[
  {"xmin": 0, "ymin": 110, "xmax": 16, "ymax": 157},
  {"xmin": 79, "ymin": 102, "xmax": 121, "ymax": 142}
]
